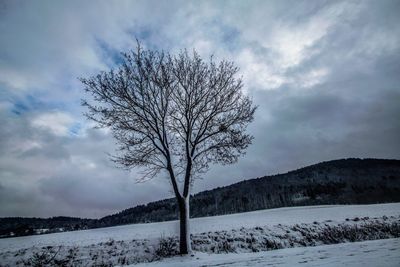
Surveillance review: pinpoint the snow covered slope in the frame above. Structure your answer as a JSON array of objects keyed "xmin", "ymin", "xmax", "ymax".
[
  {"xmin": 133, "ymin": 238, "xmax": 400, "ymax": 267},
  {"xmin": 1, "ymin": 203, "xmax": 399, "ymax": 253}
]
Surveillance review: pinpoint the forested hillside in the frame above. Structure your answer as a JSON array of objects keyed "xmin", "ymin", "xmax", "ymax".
[
  {"xmin": 2, "ymin": 158, "xmax": 400, "ymax": 237},
  {"xmin": 98, "ymin": 158, "xmax": 400, "ymax": 226}
]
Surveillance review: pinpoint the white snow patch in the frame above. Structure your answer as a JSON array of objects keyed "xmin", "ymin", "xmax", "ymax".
[{"xmin": 132, "ymin": 238, "xmax": 400, "ymax": 267}]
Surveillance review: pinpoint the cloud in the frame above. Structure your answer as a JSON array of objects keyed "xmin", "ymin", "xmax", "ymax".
[
  {"xmin": 0, "ymin": 0, "xmax": 399, "ymax": 218},
  {"xmin": 0, "ymin": 107, "xmax": 172, "ymax": 218},
  {"xmin": 31, "ymin": 112, "xmax": 75, "ymax": 136}
]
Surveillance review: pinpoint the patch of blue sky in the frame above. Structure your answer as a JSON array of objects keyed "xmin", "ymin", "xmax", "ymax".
[
  {"xmin": 11, "ymin": 95, "xmax": 44, "ymax": 115},
  {"xmin": 135, "ymin": 27, "xmax": 152, "ymax": 42},
  {"xmin": 95, "ymin": 38, "xmax": 125, "ymax": 68},
  {"xmin": 127, "ymin": 26, "xmax": 173, "ymax": 51},
  {"xmin": 219, "ymin": 24, "xmax": 240, "ymax": 51},
  {"xmin": 69, "ymin": 122, "xmax": 82, "ymax": 136},
  {"xmin": 11, "ymin": 101, "xmax": 29, "ymax": 115},
  {"xmin": 96, "ymin": 26, "xmax": 175, "ymax": 68},
  {"xmin": 8, "ymin": 94, "xmax": 65, "ymax": 116},
  {"xmin": 201, "ymin": 19, "xmax": 241, "ymax": 52}
]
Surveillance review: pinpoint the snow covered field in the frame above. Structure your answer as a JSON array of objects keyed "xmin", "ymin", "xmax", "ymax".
[
  {"xmin": 133, "ymin": 238, "xmax": 400, "ymax": 267},
  {"xmin": 0, "ymin": 203, "xmax": 399, "ymax": 266},
  {"xmin": 1, "ymin": 203, "xmax": 399, "ymax": 252}
]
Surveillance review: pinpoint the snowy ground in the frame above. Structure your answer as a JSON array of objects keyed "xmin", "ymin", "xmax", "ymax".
[
  {"xmin": 1, "ymin": 203, "xmax": 399, "ymax": 252},
  {"xmin": 133, "ymin": 238, "xmax": 400, "ymax": 267},
  {"xmin": 0, "ymin": 203, "xmax": 399, "ymax": 266}
]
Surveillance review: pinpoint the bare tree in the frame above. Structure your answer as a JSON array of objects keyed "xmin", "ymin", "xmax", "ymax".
[{"xmin": 80, "ymin": 44, "xmax": 256, "ymax": 254}]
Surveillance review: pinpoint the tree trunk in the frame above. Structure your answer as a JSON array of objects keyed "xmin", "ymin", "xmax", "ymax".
[{"xmin": 178, "ymin": 196, "xmax": 192, "ymax": 254}]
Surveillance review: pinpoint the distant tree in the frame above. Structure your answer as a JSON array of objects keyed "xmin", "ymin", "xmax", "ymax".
[{"xmin": 80, "ymin": 43, "xmax": 256, "ymax": 254}]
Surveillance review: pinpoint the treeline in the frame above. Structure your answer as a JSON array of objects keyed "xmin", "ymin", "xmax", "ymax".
[
  {"xmin": 99, "ymin": 158, "xmax": 400, "ymax": 226},
  {"xmin": 1, "ymin": 158, "xmax": 400, "ymax": 238},
  {"xmin": 0, "ymin": 216, "xmax": 95, "ymax": 238}
]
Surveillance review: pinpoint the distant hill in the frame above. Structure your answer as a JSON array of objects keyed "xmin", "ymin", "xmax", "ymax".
[
  {"xmin": 0, "ymin": 216, "xmax": 94, "ymax": 238},
  {"xmin": 1, "ymin": 158, "xmax": 400, "ymax": 238}
]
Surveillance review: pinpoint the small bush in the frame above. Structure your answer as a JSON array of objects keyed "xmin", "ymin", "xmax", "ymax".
[
  {"xmin": 23, "ymin": 246, "xmax": 79, "ymax": 267},
  {"xmin": 24, "ymin": 246, "xmax": 61, "ymax": 267},
  {"xmin": 104, "ymin": 239, "xmax": 115, "ymax": 246},
  {"xmin": 261, "ymin": 238, "xmax": 283, "ymax": 250},
  {"xmin": 154, "ymin": 236, "xmax": 178, "ymax": 258},
  {"xmin": 217, "ymin": 240, "xmax": 235, "ymax": 253}
]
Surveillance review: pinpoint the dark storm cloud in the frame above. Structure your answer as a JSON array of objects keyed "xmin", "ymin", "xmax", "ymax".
[
  {"xmin": 195, "ymin": 0, "xmax": 400, "ymax": 188},
  {"xmin": 0, "ymin": 0, "xmax": 399, "ymax": 217}
]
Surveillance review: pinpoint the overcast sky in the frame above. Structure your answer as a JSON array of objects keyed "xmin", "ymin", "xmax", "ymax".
[{"xmin": 0, "ymin": 0, "xmax": 399, "ymax": 218}]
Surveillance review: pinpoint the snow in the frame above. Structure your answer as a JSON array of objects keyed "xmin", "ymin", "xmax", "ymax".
[
  {"xmin": 0, "ymin": 203, "xmax": 399, "ymax": 266},
  {"xmin": 132, "ymin": 238, "xmax": 400, "ymax": 267},
  {"xmin": 1, "ymin": 203, "xmax": 399, "ymax": 253}
]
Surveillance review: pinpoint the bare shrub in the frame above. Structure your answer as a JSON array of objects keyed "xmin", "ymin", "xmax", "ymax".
[
  {"xmin": 217, "ymin": 240, "xmax": 235, "ymax": 253},
  {"xmin": 24, "ymin": 246, "xmax": 61, "ymax": 267},
  {"xmin": 23, "ymin": 246, "xmax": 79, "ymax": 267},
  {"xmin": 154, "ymin": 236, "xmax": 178, "ymax": 258}
]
